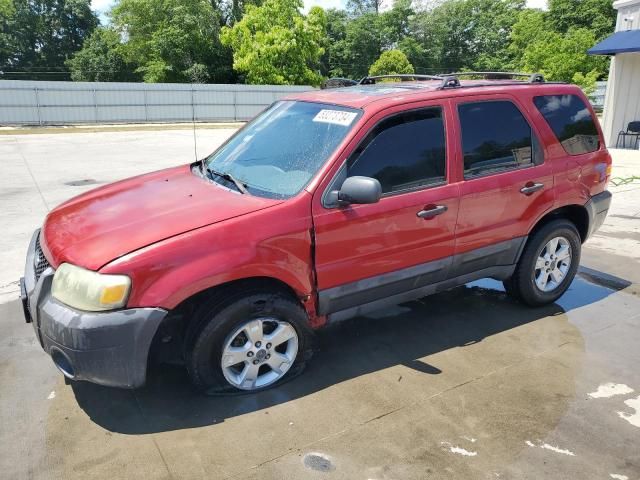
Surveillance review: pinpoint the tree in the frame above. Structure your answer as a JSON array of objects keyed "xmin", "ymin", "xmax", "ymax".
[
  {"xmin": 0, "ymin": 0, "xmax": 14, "ymax": 68},
  {"xmin": 508, "ymin": 8, "xmax": 548, "ymax": 56},
  {"xmin": 67, "ymin": 28, "xmax": 139, "ymax": 82},
  {"xmin": 110, "ymin": 0, "xmax": 232, "ymax": 83},
  {"xmin": 410, "ymin": 0, "xmax": 525, "ymax": 73},
  {"xmin": 347, "ymin": 0, "xmax": 386, "ymax": 16},
  {"xmin": 369, "ymin": 49, "xmax": 414, "ymax": 76},
  {"xmin": 548, "ymin": 0, "xmax": 616, "ymax": 41},
  {"xmin": 324, "ymin": 0, "xmax": 415, "ymax": 79},
  {"xmin": 214, "ymin": 0, "xmax": 264, "ymax": 26},
  {"xmin": 519, "ymin": 27, "xmax": 608, "ymax": 93},
  {"xmin": 220, "ymin": 0, "xmax": 326, "ymax": 85},
  {"xmin": 1, "ymin": 0, "xmax": 98, "ymax": 79},
  {"xmin": 322, "ymin": 8, "xmax": 349, "ymax": 77}
]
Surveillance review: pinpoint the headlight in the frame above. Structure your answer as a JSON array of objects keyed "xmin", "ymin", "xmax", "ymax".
[{"xmin": 52, "ymin": 263, "xmax": 131, "ymax": 311}]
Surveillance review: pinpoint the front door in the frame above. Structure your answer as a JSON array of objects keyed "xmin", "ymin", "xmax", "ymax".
[{"xmin": 312, "ymin": 102, "xmax": 460, "ymax": 315}]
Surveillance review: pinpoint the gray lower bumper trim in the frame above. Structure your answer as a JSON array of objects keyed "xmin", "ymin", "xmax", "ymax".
[{"xmin": 39, "ymin": 299, "xmax": 167, "ymax": 388}]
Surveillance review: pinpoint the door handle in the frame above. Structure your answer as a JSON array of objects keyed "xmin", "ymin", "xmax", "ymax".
[
  {"xmin": 520, "ymin": 182, "xmax": 544, "ymax": 195},
  {"xmin": 417, "ymin": 205, "xmax": 447, "ymax": 219}
]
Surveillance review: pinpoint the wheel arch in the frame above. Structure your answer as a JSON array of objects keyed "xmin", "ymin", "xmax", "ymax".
[
  {"xmin": 148, "ymin": 276, "xmax": 314, "ymax": 365},
  {"xmin": 528, "ymin": 204, "xmax": 589, "ymax": 244}
]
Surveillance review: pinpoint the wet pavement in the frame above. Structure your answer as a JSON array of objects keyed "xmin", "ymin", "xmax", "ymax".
[{"xmin": 1, "ymin": 130, "xmax": 639, "ymax": 479}]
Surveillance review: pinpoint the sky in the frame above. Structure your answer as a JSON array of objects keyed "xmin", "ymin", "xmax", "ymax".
[{"xmin": 91, "ymin": 0, "xmax": 548, "ymax": 22}]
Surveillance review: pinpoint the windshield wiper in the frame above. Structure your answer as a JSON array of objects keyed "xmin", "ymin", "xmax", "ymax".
[{"xmin": 205, "ymin": 166, "xmax": 248, "ymax": 194}]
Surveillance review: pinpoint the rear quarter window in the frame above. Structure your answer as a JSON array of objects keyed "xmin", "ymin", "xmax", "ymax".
[{"xmin": 533, "ymin": 95, "xmax": 600, "ymax": 155}]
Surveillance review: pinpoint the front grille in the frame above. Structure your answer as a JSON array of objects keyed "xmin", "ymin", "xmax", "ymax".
[{"xmin": 34, "ymin": 234, "xmax": 51, "ymax": 281}]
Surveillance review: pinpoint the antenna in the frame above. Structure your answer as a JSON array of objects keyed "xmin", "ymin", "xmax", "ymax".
[{"xmin": 190, "ymin": 84, "xmax": 199, "ymax": 165}]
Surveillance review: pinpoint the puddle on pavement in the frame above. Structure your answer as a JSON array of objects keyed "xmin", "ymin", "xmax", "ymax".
[{"xmin": 41, "ymin": 266, "xmax": 640, "ymax": 479}]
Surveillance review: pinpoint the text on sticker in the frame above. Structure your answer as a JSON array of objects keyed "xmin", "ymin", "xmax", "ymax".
[{"xmin": 313, "ymin": 110, "xmax": 358, "ymax": 126}]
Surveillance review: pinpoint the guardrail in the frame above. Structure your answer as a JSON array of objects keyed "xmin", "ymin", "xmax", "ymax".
[{"xmin": 0, "ymin": 80, "xmax": 314, "ymax": 125}]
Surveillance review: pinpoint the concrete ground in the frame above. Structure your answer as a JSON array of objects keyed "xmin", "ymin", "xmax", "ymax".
[{"xmin": 1, "ymin": 128, "xmax": 640, "ymax": 480}]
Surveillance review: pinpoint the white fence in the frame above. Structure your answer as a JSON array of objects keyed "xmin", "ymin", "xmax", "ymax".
[{"xmin": 0, "ymin": 80, "xmax": 314, "ymax": 125}]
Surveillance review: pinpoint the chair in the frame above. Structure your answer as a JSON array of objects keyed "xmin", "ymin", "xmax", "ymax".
[{"xmin": 616, "ymin": 121, "xmax": 640, "ymax": 149}]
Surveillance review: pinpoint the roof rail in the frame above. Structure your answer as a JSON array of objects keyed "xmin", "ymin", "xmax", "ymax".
[
  {"xmin": 359, "ymin": 74, "xmax": 443, "ymax": 84},
  {"xmin": 443, "ymin": 71, "xmax": 545, "ymax": 83},
  {"xmin": 323, "ymin": 71, "xmax": 546, "ymax": 91},
  {"xmin": 358, "ymin": 74, "xmax": 460, "ymax": 89}
]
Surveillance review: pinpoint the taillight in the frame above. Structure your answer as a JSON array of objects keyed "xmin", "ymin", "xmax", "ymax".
[{"xmin": 605, "ymin": 153, "xmax": 613, "ymax": 188}]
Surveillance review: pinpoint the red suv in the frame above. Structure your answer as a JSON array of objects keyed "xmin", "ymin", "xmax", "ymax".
[{"xmin": 20, "ymin": 73, "xmax": 612, "ymax": 393}]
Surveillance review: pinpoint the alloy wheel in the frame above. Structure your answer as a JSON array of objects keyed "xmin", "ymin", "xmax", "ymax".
[
  {"xmin": 220, "ymin": 318, "xmax": 298, "ymax": 390},
  {"xmin": 534, "ymin": 236, "xmax": 572, "ymax": 293}
]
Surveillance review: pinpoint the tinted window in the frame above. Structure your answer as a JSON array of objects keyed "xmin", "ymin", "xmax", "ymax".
[
  {"xmin": 534, "ymin": 95, "xmax": 600, "ymax": 155},
  {"xmin": 459, "ymin": 101, "xmax": 539, "ymax": 178},
  {"xmin": 347, "ymin": 108, "xmax": 446, "ymax": 194}
]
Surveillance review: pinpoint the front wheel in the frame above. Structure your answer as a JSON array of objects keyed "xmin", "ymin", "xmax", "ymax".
[
  {"xmin": 503, "ymin": 219, "xmax": 581, "ymax": 306},
  {"xmin": 185, "ymin": 290, "xmax": 312, "ymax": 393}
]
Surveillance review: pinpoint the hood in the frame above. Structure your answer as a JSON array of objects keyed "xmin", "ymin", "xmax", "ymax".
[{"xmin": 42, "ymin": 164, "xmax": 281, "ymax": 270}]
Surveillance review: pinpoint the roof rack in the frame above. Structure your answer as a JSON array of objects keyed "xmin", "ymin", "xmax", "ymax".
[
  {"xmin": 442, "ymin": 71, "xmax": 545, "ymax": 83},
  {"xmin": 321, "ymin": 71, "xmax": 546, "ymax": 90},
  {"xmin": 358, "ymin": 74, "xmax": 461, "ymax": 89}
]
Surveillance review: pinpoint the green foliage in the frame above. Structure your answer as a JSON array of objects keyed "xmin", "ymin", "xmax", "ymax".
[
  {"xmin": 517, "ymin": 27, "xmax": 608, "ymax": 89},
  {"xmin": 220, "ymin": 0, "xmax": 326, "ymax": 85},
  {"xmin": 507, "ymin": 8, "xmax": 548, "ymax": 61},
  {"xmin": 0, "ymin": 0, "xmax": 13, "ymax": 16},
  {"xmin": 572, "ymin": 70, "xmax": 600, "ymax": 95},
  {"xmin": 0, "ymin": 0, "xmax": 14, "ymax": 66},
  {"xmin": 110, "ymin": 0, "xmax": 232, "ymax": 83},
  {"xmin": 369, "ymin": 49, "xmax": 414, "ymax": 76},
  {"xmin": 1, "ymin": 0, "xmax": 98, "ymax": 79},
  {"xmin": 325, "ymin": 0, "xmax": 416, "ymax": 79},
  {"xmin": 548, "ymin": 0, "xmax": 616, "ymax": 41},
  {"xmin": 410, "ymin": 0, "xmax": 526, "ymax": 72},
  {"xmin": 67, "ymin": 28, "xmax": 139, "ymax": 82},
  {"xmin": 1, "ymin": 0, "xmax": 619, "ymax": 87}
]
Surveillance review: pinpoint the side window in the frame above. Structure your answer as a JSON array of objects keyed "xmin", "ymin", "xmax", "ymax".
[
  {"xmin": 458, "ymin": 100, "xmax": 541, "ymax": 179},
  {"xmin": 534, "ymin": 95, "xmax": 600, "ymax": 155},
  {"xmin": 347, "ymin": 107, "xmax": 446, "ymax": 194}
]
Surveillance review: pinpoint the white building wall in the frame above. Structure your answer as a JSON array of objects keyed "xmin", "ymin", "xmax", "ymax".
[
  {"xmin": 601, "ymin": 0, "xmax": 640, "ymax": 147},
  {"xmin": 615, "ymin": 0, "xmax": 640, "ymax": 31},
  {"xmin": 602, "ymin": 53, "xmax": 640, "ymax": 146}
]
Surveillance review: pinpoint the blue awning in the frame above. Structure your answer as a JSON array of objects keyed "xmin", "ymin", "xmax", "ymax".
[{"xmin": 588, "ymin": 30, "xmax": 640, "ymax": 55}]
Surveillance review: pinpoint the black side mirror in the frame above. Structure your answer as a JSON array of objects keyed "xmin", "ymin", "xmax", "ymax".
[{"xmin": 336, "ymin": 176, "xmax": 382, "ymax": 205}]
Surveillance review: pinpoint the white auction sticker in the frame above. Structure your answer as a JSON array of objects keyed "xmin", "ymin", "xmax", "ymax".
[{"xmin": 313, "ymin": 109, "xmax": 358, "ymax": 126}]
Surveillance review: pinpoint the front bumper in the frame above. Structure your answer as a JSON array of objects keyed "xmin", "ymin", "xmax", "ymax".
[{"xmin": 21, "ymin": 229, "xmax": 167, "ymax": 388}]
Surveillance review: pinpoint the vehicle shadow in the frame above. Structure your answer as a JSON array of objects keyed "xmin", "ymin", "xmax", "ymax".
[{"xmin": 70, "ymin": 268, "xmax": 631, "ymax": 435}]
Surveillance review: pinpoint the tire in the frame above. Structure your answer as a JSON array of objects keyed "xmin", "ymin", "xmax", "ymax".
[
  {"xmin": 185, "ymin": 288, "xmax": 313, "ymax": 393},
  {"xmin": 503, "ymin": 219, "xmax": 581, "ymax": 306}
]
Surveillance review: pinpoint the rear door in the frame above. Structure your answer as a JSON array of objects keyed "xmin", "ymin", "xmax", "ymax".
[
  {"xmin": 312, "ymin": 101, "xmax": 460, "ymax": 315},
  {"xmin": 451, "ymin": 95, "xmax": 555, "ymax": 275}
]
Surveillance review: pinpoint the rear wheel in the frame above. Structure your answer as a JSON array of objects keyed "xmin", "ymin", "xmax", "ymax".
[
  {"xmin": 185, "ymin": 290, "xmax": 312, "ymax": 393},
  {"xmin": 503, "ymin": 219, "xmax": 581, "ymax": 306}
]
